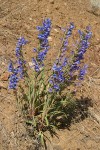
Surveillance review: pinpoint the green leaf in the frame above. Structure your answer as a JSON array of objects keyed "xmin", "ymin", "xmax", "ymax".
[
  {"xmin": 45, "ymin": 116, "xmax": 49, "ymax": 126},
  {"xmin": 38, "ymin": 132, "xmax": 45, "ymax": 146}
]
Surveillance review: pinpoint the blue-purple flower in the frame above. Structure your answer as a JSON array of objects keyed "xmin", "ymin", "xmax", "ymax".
[
  {"xmin": 66, "ymin": 22, "xmax": 74, "ymax": 38},
  {"xmin": 69, "ymin": 27, "xmax": 92, "ymax": 74},
  {"xmin": 60, "ymin": 22, "xmax": 74, "ymax": 57},
  {"xmin": 8, "ymin": 61, "xmax": 14, "ymax": 72},
  {"xmin": 16, "ymin": 37, "xmax": 28, "ymax": 57},
  {"xmin": 16, "ymin": 37, "xmax": 28, "ymax": 78},
  {"xmin": 8, "ymin": 37, "xmax": 28, "ymax": 89},
  {"xmin": 79, "ymin": 65, "xmax": 88, "ymax": 80},
  {"xmin": 49, "ymin": 23, "xmax": 74, "ymax": 92},
  {"xmin": 17, "ymin": 58, "xmax": 26, "ymax": 78},
  {"xmin": 32, "ymin": 58, "xmax": 40, "ymax": 72},
  {"xmin": 32, "ymin": 18, "xmax": 51, "ymax": 72},
  {"xmin": 8, "ymin": 68, "xmax": 19, "ymax": 89}
]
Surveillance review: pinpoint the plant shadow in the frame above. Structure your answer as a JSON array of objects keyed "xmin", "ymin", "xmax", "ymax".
[{"xmin": 54, "ymin": 97, "xmax": 93, "ymax": 129}]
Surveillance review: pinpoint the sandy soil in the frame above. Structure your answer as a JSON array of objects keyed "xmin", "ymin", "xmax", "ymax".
[{"xmin": 0, "ymin": 0, "xmax": 100, "ymax": 150}]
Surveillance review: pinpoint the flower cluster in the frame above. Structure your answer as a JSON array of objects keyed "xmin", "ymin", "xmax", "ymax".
[
  {"xmin": 79, "ymin": 64, "xmax": 88, "ymax": 80},
  {"xmin": 49, "ymin": 25, "xmax": 92, "ymax": 92},
  {"xmin": 49, "ymin": 23, "xmax": 74, "ymax": 92},
  {"xmin": 32, "ymin": 18, "xmax": 51, "ymax": 72},
  {"xmin": 59, "ymin": 22, "xmax": 74, "ymax": 61},
  {"xmin": 49, "ymin": 63, "xmax": 65, "ymax": 92},
  {"xmin": 16, "ymin": 37, "xmax": 28, "ymax": 58},
  {"xmin": 8, "ymin": 19, "xmax": 92, "ymax": 92},
  {"xmin": 69, "ymin": 27, "xmax": 92, "ymax": 78},
  {"xmin": 8, "ymin": 65, "xmax": 19, "ymax": 89},
  {"xmin": 8, "ymin": 37, "xmax": 28, "ymax": 89},
  {"xmin": 16, "ymin": 37, "xmax": 28, "ymax": 78}
]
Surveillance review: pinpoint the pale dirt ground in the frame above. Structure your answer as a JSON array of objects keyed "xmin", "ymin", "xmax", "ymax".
[{"xmin": 0, "ymin": 0, "xmax": 100, "ymax": 150}]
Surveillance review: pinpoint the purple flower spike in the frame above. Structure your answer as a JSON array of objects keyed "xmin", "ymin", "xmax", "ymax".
[
  {"xmin": 8, "ymin": 37, "xmax": 28, "ymax": 89},
  {"xmin": 8, "ymin": 61, "xmax": 14, "ymax": 72},
  {"xmin": 8, "ymin": 68, "xmax": 19, "ymax": 89},
  {"xmin": 69, "ymin": 28, "xmax": 92, "ymax": 75},
  {"xmin": 32, "ymin": 18, "xmax": 51, "ymax": 72},
  {"xmin": 16, "ymin": 37, "xmax": 28, "ymax": 57},
  {"xmin": 79, "ymin": 65, "xmax": 88, "ymax": 80},
  {"xmin": 49, "ymin": 23, "xmax": 74, "ymax": 92},
  {"xmin": 66, "ymin": 22, "xmax": 74, "ymax": 38}
]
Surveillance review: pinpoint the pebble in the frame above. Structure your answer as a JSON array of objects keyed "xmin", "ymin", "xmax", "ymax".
[
  {"xmin": 48, "ymin": 36, "xmax": 52, "ymax": 42},
  {"xmin": 29, "ymin": 18, "xmax": 32, "ymax": 21},
  {"xmin": 1, "ymin": 72, "xmax": 10, "ymax": 81},
  {"xmin": 54, "ymin": 28, "xmax": 59, "ymax": 33},
  {"xmin": 28, "ymin": 62, "xmax": 33, "ymax": 68}
]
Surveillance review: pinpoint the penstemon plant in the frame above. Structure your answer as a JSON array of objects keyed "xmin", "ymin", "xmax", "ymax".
[{"xmin": 8, "ymin": 18, "xmax": 92, "ymax": 147}]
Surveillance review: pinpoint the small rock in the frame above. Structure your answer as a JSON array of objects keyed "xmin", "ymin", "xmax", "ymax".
[
  {"xmin": 28, "ymin": 62, "xmax": 34, "ymax": 68},
  {"xmin": 29, "ymin": 18, "xmax": 32, "ymax": 21},
  {"xmin": 88, "ymin": 0, "xmax": 100, "ymax": 16},
  {"xmin": 90, "ymin": 0, "xmax": 100, "ymax": 8},
  {"xmin": 54, "ymin": 28, "xmax": 59, "ymax": 33},
  {"xmin": 48, "ymin": 36, "xmax": 52, "ymax": 42},
  {"xmin": 1, "ymin": 72, "xmax": 10, "ymax": 81}
]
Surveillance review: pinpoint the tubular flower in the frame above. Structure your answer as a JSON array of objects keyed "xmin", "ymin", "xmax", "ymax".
[
  {"xmin": 17, "ymin": 58, "xmax": 26, "ymax": 78},
  {"xmin": 79, "ymin": 65, "xmax": 88, "ymax": 80},
  {"xmin": 8, "ymin": 61, "xmax": 14, "ymax": 72},
  {"xmin": 49, "ymin": 60, "xmax": 66, "ymax": 92},
  {"xmin": 8, "ymin": 68, "xmax": 19, "ymax": 89},
  {"xmin": 59, "ymin": 22, "xmax": 74, "ymax": 59},
  {"xmin": 32, "ymin": 18, "xmax": 51, "ymax": 72},
  {"xmin": 16, "ymin": 37, "xmax": 28, "ymax": 78},
  {"xmin": 8, "ymin": 37, "xmax": 28, "ymax": 89},
  {"xmin": 69, "ymin": 27, "xmax": 92, "ymax": 74},
  {"xmin": 32, "ymin": 58, "xmax": 40, "ymax": 72},
  {"xmin": 16, "ymin": 37, "xmax": 28, "ymax": 57},
  {"xmin": 49, "ymin": 23, "xmax": 74, "ymax": 92}
]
